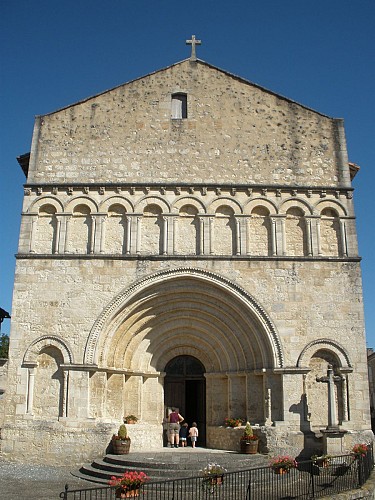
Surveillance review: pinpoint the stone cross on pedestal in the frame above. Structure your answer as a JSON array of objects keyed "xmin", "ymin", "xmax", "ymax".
[
  {"xmin": 316, "ymin": 364, "xmax": 342, "ymax": 430},
  {"xmin": 186, "ymin": 35, "xmax": 201, "ymax": 61}
]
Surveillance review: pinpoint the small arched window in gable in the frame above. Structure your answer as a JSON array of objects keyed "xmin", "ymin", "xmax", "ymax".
[{"xmin": 171, "ymin": 93, "xmax": 187, "ymax": 119}]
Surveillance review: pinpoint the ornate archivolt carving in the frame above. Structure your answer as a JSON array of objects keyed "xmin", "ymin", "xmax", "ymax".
[{"xmin": 84, "ymin": 267, "xmax": 284, "ymax": 368}]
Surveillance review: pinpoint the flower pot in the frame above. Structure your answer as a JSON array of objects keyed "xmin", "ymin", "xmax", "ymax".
[
  {"xmin": 240, "ymin": 439, "xmax": 258, "ymax": 454},
  {"xmin": 116, "ymin": 488, "xmax": 140, "ymax": 498},
  {"xmin": 113, "ymin": 438, "xmax": 131, "ymax": 455},
  {"xmin": 273, "ymin": 467, "xmax": 289, "ymax": 475},
  {"xmin": 126, "ymin": 419, "xmax": 137, "ymax": 424},
  {"xmin": 315, "ymin": 458, "xmax": 330, "ymax": 468},
  {"xmin": 210, "ymin": 475, "xmax": 224, "ymax": 486}
]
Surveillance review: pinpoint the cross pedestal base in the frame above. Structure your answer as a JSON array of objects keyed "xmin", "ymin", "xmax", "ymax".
[{"xmin": 321, "ymin": 428, "xmax": 347, "ymax": 455}]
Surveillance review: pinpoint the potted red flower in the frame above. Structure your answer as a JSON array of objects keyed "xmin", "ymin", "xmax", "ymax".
[
  {"xmin": 352, "ymin": 443, "xmax": 369, "ymax": 458},
  {"xmin": 269, "ymin": 455, "xmax": 297, "ymax": 475},
  {"xmin": 224, "ymin": 417, "xmax": 244, "ymax": 427},
  {"xmin": 109, "ymin": 470, "xmax": 149, "ymax": 498}
]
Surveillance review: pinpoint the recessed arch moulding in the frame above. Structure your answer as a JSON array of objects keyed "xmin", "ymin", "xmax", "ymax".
[{"xmin": 84, "ymin": 268, "xmax": 284, "ymax": 439}]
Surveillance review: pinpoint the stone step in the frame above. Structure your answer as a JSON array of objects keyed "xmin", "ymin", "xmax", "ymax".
[{"xmin": 73, "ymin": 449, "xmax": 269, "ymax": 485}]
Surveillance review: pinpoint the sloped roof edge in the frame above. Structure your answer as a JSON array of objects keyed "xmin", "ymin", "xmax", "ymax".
[{"xmin": 41, "ymin": 58, "xmax": 335, "ymax": 119}]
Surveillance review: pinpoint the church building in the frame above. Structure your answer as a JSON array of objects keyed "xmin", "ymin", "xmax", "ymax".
[{"xmin": 2, "ymin": 38, "xmax": 371, "ymax": 464}]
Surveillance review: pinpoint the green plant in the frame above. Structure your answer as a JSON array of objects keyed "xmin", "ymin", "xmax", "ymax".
[
  {"xmin": 113, "ymin": 423, "xmax": 129, "ymax": 441},
  {"xmin": 224, "ymin": 417, "xmax": 244, "ymax": 427},
  {"xmin": 269, "ymin": 455, "xmax": 297, "ymax": 470},
  {"xmin": 124, "ymin": 414, "xmax": 138, "ymax": 423},
  {"xmin": 241, "ymin": 421, "xmax": 258, "ymax": 441},
  {"xmin": 0, "ymin": 333, "xmax": 9, "ymax": 358}
]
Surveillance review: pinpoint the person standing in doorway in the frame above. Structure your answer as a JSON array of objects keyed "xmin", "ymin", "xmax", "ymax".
[
  {"xmin": 169, "ymin": 408, "xmax": 184, "ymax": 448},
  {"xmin": 189, "ymin": 422, "xmax": 199, "ymax": 448}
]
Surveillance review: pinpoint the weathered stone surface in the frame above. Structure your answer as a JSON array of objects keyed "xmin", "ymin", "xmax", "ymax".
[{"xmin": 1, "ymin": 58, "xmax": 370, "ymax": 465}]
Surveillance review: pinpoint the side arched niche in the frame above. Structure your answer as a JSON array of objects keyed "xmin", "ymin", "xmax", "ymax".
[
  {"xmin": 23, "ymin": 336, "xmax": 73, "ymax": 419},
  {"xmin": 297, "ymin": 340, "xmax": 352, "ymax": 431}
]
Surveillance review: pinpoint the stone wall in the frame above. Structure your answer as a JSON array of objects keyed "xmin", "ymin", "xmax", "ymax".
[
  {"xmin": 3, "ymin": 57, "xmax": 370, "ymax": 465},
  {"xmin": 27, "ymin": 60, "xmax": 350, "ymax": 187}
]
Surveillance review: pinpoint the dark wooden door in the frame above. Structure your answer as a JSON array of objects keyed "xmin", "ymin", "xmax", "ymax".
[{"xmin": 164, "ymin": 356, "xmax": 206, "ymax": 446}]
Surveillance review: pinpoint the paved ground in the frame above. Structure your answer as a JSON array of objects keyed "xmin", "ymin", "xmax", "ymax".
[
  {"xmin": 1, "ymin": 449, "xmax": 374, "ymax": 500},
  {"xmin": 0, "ymin": 448, "xmax": 267, "ymax": 499},
  {"xmin": 0, "ymin": 456, "xmax": 88, "ymax": 500}
]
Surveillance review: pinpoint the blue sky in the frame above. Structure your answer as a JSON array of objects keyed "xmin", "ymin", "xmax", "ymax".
[{"xmin": 1, "ymin": 1, "xmax": 374, "ymax": 344}]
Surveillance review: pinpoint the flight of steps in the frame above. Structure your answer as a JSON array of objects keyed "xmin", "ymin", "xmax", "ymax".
[{"xmin": 73, "ymin": 449, "xmax": 269, "ymax": 485}]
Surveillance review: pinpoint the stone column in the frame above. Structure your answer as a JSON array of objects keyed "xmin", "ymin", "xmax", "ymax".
[
  {"xmin": 198, "ymin": 217, "xmax": 204, "ymax": 255},
  {"xmin": 245, "ymin": 218, "xmax": 250, "ymax": 255},
  {"xmin": 64, "ymin": 215, "xmax": 72, "ymax": 253},
  {"xmin": 340, "ymin": 220, "xmax": 348, "ymax": 257},
  {"xmin": 99, "ymin": 216, "xmax": 107, "ymax": 254},
  {"xmin": 316, "ymin": 219, "xmax": 322, "ymax": 256},
  {"xmin": 89, "ymin": 216, "xmax": 96, "ymax": 254},
  {"xmin": 164, "ymin": 215, "xmax": 174, "ymax": 255},
  {"xmin": 125, "ymin": 216, "xmax": 131, "ymax": 254},
  {"xmin": 270, "ymin": 218, "xmax": 277, "ymax": 256},
  {"xmin": 280, "ymin": 217, "xmax": 287, "ymax": 255},
  {"xmin": 61, "ymin": 370, "xmax": 69, "ymax": 418},
  {"xmin": 305, "ymin": 218, "xmax": 313, "ymax": 256},
  {"xmin": 341, "ymin": 375, "xmax": 349, "ymax": 422},
  {"xmin": 162, "ymin": 216, "xmax": 168, "ymax": 255},
  {"xmin": 28, "ymin": 214, "xmax": 38, "ymax": 253},
  {"xmin": 53, "ymin": 215, "xmax": 62, "ymax": 254},
  {"xmin": 26, "ymin": 365, "xmax": 37, "ymax": 414},
  {"xmin": 234, "ymin": 217, "xmax": 241, "ymax": 255},
  {"xmin": 135, "ymin": 216, "xmax": 142, "ymax": 254},
  {"xmin": 209, "ymin": 217, "xmax": 214, "ymax": 254},
  {"xmin": 172, "ymin": 216, "xmax": 177, "ymax": 254}
]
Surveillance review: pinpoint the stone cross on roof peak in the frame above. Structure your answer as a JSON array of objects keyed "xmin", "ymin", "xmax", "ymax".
[{"xmin": 186, "ymin": 35, "xmax": 201, "ymax": 61}]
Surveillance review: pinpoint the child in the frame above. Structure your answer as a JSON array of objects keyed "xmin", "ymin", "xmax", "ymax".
[
  {"xmin": 179, "ymin": 422, "xmax": 189, "ymax": 447},
  {"xmin": 189, "ymin": 422, "xmax": 198, "ymax": 448}
]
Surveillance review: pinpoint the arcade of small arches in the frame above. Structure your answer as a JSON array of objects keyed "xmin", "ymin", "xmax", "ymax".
[{"xmin": 24, "ymin": 194, "xmax": 351, "ymax": 258}]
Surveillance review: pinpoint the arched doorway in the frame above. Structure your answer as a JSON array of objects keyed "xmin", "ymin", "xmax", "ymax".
[{"xmin": 164, "ymin": 355, "xmax": 206, "ymax": 446}]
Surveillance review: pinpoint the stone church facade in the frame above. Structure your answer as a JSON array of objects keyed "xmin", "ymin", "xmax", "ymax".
[{"xmin": 1, "ymin": 50, "xmax": 371, "ymax": 464}]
